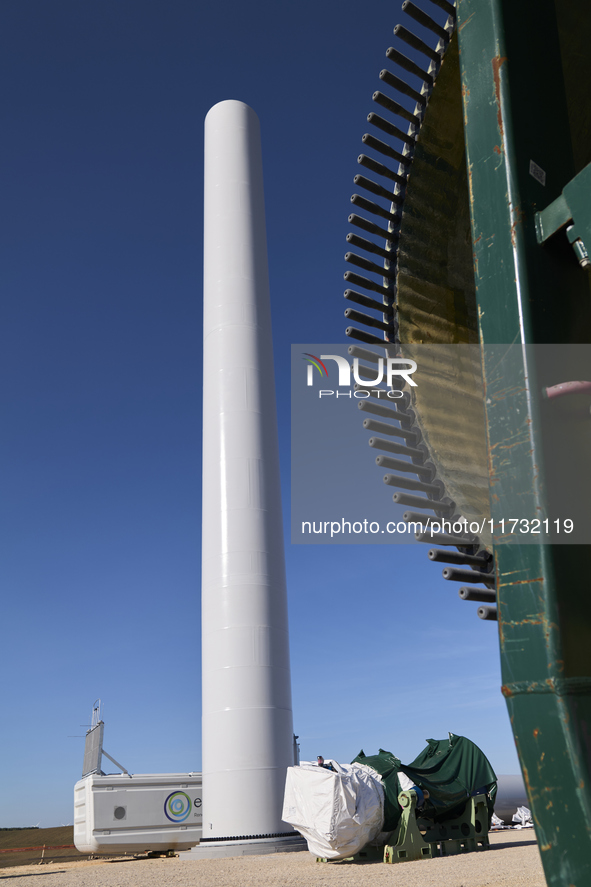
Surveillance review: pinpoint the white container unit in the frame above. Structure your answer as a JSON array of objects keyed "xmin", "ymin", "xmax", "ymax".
[{"xmin": 74, "ymin": 773, "xmax": 202, "ymax": 854}]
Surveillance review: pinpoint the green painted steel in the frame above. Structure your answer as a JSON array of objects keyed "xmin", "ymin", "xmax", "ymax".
[
  {"xmin": 383, "ymin": 791, "xmax": 434, "ymax": 863},
  {"xmin": 457, "ymin": 1, "xmax": 591, "ymax": 884},
  {"xmin": 382, "ymin": 790, "xmax": 489, "ymax": 863},
  {"xmin": 318, "ymin": 790, "xmax": 489, "ymax": 865},
  {"xmin": 535, "ymin": 162, "xmax": 591, "ymax": 269}
]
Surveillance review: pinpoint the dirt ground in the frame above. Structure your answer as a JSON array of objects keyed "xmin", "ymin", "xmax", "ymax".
[{"xmin": 0, "ymin": 829, "xmax": 545, "ymax": 887}]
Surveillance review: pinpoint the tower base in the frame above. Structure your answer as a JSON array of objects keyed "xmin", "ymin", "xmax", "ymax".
[{"xmin": 181, "ymin": 834, "xmax": 307, "ymax": 859}]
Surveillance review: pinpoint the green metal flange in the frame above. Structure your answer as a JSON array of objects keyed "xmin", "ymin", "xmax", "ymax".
[
  {"xmin": 535, "ymin": 162, "xmax": 591, "ymax": 269},
  {"xmin": 457, "ymin": 1, "xmax": 591, "ymax": 885}
]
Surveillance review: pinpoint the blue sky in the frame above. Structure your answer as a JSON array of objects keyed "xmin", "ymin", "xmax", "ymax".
[{"xmin": 0, "ymin": 0, "xmax": 519, "ymax": 828}]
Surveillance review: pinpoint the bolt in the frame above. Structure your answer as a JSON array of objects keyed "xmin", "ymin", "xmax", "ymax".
[
  {"xmin": 575, "ymin": 240, "xmax": 591, "ymax": 269},
  {"xmin": 566, "ymin": 227, "xmax": 591, "ymax": 269}
]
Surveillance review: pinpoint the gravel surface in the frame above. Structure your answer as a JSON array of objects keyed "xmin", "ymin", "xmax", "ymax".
[{"xmin": 0, "ymin": 830, "xmax": 545, "ymax": 887}]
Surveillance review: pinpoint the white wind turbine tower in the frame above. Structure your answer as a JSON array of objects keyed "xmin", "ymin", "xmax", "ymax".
[{"xmin": 194, "ymin": 99, "xmax": 301, "ymax": 858}]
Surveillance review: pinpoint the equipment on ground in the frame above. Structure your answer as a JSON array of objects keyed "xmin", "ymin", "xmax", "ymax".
[
  {"xmin": 74, "ymin": 771, "xmax": 202, "ymax": 855},
  {"xmin": 283, "ymin": 733, "xmax": 497, "ymax": 863},
  {"xmin": 73, "ymin": 708, "xmax": 202, "ymax": 855}
]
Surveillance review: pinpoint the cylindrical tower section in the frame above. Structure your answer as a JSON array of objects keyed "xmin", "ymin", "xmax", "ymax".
[{"xmin": 201, "ymin": 100, "xmax": 294, "ymax": 843}]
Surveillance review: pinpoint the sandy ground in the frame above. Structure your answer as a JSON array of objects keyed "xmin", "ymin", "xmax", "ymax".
[{"xmin": 0, "ymin": 830, "xmax": 545, "ymax": 886}]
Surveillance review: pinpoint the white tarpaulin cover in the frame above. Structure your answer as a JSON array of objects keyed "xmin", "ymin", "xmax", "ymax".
[
  {"xmin": 512, "ymin": 805, "xmax": 534, "ymax": 828},
  {"xmin": 282, "ymin": 761, "xmax": 385, "ymax": 859}
]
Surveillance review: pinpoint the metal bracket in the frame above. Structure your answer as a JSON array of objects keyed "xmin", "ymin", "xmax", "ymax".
[
  {"xmin": 383, "ymin": 790, "xmax": 490, "ymax": 863},
  {"xmin": 102, "ymin": 749, "xmax": 131, "ymax": 776},
  {"xmin": 535, "ymin": 162, "xmax": 591, "ymax": 269}
]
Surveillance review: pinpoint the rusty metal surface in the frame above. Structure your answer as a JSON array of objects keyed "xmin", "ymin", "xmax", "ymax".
[
  {"xmin": 402, "ymin": 344, "xmax": 491, "ymax": 547},
  {"xmin": 397, "ymin": 34, "xmax": 476, "ymax": 346},
  {"xmin": 343, "ymin": 3, "xmax": 495, "ymax": 596},
  {"xmin": 458, "ymin": 0, "xmax": 591, "ymax": 883},
  {"xmin": 396, "ymin": 34, "xmax": 490, "ymax": 546}
]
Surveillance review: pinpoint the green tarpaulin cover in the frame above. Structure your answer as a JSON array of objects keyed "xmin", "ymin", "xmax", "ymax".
[{"xmin": 353, "ymin": 733, "xmax": 497, "ymax": 831}]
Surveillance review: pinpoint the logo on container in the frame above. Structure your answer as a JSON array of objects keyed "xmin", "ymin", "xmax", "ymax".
[{"xmin": 164, "ymin": 791, "xmax": 192, "ymax": 822}]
